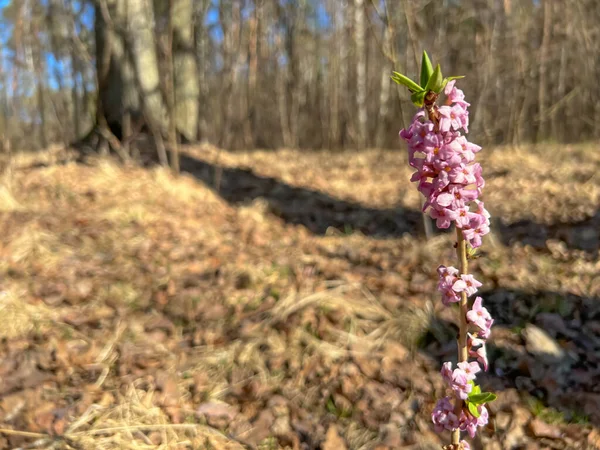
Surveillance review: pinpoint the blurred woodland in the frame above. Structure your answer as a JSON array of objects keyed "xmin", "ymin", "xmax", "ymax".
[
  {"xmin": 1, "ymin": 0, "xmax": 600, "ymax": 157},
  {"xmin": 1, "ymin": 2, "xmax": 600, "ymax": 449}
]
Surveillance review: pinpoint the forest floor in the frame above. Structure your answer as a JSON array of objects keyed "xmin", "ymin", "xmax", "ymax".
[{"xmin": 0, "ymin": 143, "xmax": 599, "ymax": 449}]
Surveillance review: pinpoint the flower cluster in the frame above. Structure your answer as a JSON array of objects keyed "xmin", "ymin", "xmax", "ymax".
[
  {"xmin": 437, "ymin": 265, "xmax": 482, "ymax": 306},
  {"xmin": 399, "ymin": 79, "xmax": 495, "ymax": 444},
  {"xmin": 399, "ymin": 81, "xmax": 490, "ymax": 248},
  {"xmin": 432, "ymin": 394, "xmax": 489, "ymax": 439},
  {"xmin": 431, "ymin": 266, "xmax": 494, "ymax": 437}
]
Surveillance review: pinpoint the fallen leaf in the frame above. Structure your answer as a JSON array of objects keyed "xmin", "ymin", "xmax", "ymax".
[
  {"xmin": 529, "ymin": 418, "xmax": 562, "ymax": 439},
  {"xmin": 322, "ymin": 424, "xmax": 347, "ymax": 450}
]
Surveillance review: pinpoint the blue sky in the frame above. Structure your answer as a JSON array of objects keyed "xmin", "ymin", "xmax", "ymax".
[{"xmin": 0, "ymin": 0, "xmax": 333, "ymax": 93}]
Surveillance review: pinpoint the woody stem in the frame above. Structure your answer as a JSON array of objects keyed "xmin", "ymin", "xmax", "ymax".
[{"xmin": 451, "ymin": 227, "xmax": 469, "ymax": 445}]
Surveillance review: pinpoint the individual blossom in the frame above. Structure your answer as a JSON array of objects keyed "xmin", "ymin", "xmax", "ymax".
[
  {"xmin": 437, "ymin": 265, "xmax": 461, "ymax": 305},
  {"xmin": 448, "ymin": 164, "xmax": 477, "ymax": 185},
  {"xmin": 468, "ymin": 333, "xmax": 489, "ymax": 371},
  {"xmin": 441, "ymin": 361, "xmax": 454, "ymax": 385},
  {"xmin": 438, "ymin": 104, "xmax": 469, "ymax": 133},
  {"xmin": 462, "ymin": 214, "xmax": 490, "ymax": 248},
  {"xmin": 452, "ymin": 274, "xmax": 482, "ymax": 297},
  {"xmin": 430, "ymin": 207, "xmax": 458, "ymax": 229},
  {"xmin": 457, "ymin": 361, "xmax": 481, "ymax": 381},
  {"xmin": 460, "ymin": 405, "xmax": 489, "ymax": 438},
  {"xmin": 444, "ymin": 80, "xmax": 470, "ymax": 109},
  {"xmin": 454, "ymin": 206, "xmax": 473, "ymax": 228},
  {"xmin": 474, "ymin": 199, "xmax": 491, "ymax": 220},
  {"xmin": 467, "ymin": 297, "xmax": 494, "ymax": 338}
]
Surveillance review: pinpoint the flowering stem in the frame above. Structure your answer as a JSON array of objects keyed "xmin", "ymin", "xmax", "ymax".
[
  {"xmin": 452, "ymin": 227, "xmax": 469, "ymax": 445},
  {"xmin": 399, "ymin": 72, "xmax": 495, "ymax": 447}
]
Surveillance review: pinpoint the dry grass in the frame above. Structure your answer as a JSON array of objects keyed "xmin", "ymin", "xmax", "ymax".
[
  {"xmin": 0, "ymin": 291, "xmax": 58, "ymax": 340},
  {"xmin": 0, "ymin": 144, "xmax": 598, "ymax": 449}
]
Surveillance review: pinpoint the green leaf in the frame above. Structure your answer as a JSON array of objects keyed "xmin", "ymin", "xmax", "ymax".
[
  {"xmin": 467, "ymin": 392, "xmax": 497, "ymax": 405},
  {"xmin": 467, "ymin": 401, "xmax": 481, "ymax": 418},
  {"xmin": 420, "ymin": 51, "xmax": 434, "ymax": 88},
  {"xmin": 441, "ymin": 75, "xmax": 466, "ymax": 92},
  {"xmin": 425, "ymin": 64, "xmax": 443, "ymax": 93},
  {"xmin": 391, "ymin": 71, "xmax": 423, "ymax": 93},
  {"xmin": 470, "ymin": 384, "xmax": 482, "ymax": 396},
  {"xmin": 411, "ymin": 90, "xmax": 426, "ymax": 107}
]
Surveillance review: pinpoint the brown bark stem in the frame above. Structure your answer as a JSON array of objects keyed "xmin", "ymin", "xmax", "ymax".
[{"xmin": 451, "ymin": 227, "xmax": 469, "ymax": 445}]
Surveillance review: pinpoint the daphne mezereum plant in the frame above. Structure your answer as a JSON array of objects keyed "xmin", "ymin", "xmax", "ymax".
[{"xmin": 392, "ymin": 52, "xmax": 496, "ymax": 449}]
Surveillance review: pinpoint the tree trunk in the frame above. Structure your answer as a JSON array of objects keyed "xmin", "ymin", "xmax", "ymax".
[
  {"xmin": 375, "ymin": 23, "xmax": 392, "ymax": 148},
  {"xmin": 245, "ymin": 0, "xmax": 260, "ymax": 148},
  {"xmin": 537, "ymin": 0, "xmax": 551, "ymax": 142},
  {"xmin": 354, "ymin": 0, "xmax": 367, "ymax": 149},
  {"xmin": 71, "ymin": 53, "xmax": 81, "ymax": 141},
  {"xmin": 172, "ymin": 0, "xmax": 199, "ymax": 142},
  {"xmin": 218, "ymin": 0, "xmax": 236, "ymax": 148},
  {"xmin": 194, "ymin": 0, "xmax": 210, "ymax": 143},
  {"xmin": 32, "ymin": 31, "xmax": 48, "ymax": 148},
  {"xmin": 327, "ymin": 0, "xmax": 340, "ymax": 148},
  {"xmin": 95, "ymin": 0, "xmax": 166, "ymax": 138}
]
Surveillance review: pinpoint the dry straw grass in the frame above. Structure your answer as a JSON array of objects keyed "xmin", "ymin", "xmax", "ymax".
[
  {"xmin": 0, "ymin": 386, "xmax": 244, "ymax": 450},
  {"xmin": 0, "ymin": 291, "xmax": 59, "ymax": 340}
]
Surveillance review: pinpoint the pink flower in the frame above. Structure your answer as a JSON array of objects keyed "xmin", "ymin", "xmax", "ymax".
[
  {"xmin": 399, "ymin": 128, "xmax": 412, "ymax": 141},
  {"xmin": 461, "ymin": 405, "xmax": 489, "ymax": 438},
  {"xmin": 451, "ymin": 367, "xmax": 473, "ymax": 400},
  {"xmin": 432, "ymin": 396, "xmax": 459, "ymax": 432},
  {"xmin": 431, "ymin": 169, "xmax": 450, "ymax": 193},
  {"xmin": 440, "ymin": 362, "xmax": 474, "ymax": 399},
  {"xmin": 441, "ymin": 361, "xmax": 454, "ymax": 385},
  {"xmin": 474, "ymin": 199, "xmax": 491, "ymax": 220},
  {"xmin": 473, "ymin": 163, "xmax": 485, "ymax": 192},
  {"xmin": 457, "ymin": 361, "xmax": 481, "ymax": 381},
  {"xmin": 467, "ymin": 297, "xmax": 493, "ymax": 337},
  {"xmin": 438, "ymin": 139, "xmax": 462, "ymax": 160},
  {"xmin": 454, "ymin": 207, "xmax": 472, "ymax": 228},
  {"xmin": 430, "ymin": 207, "xmax": 459, "ymax": 229},
  {"xmin": 444, "ymin": 80, "xmax": 470, "ymax": 109},
  {"xmin": 460, "ymin": 441, "xmax": 471, "ymax": 450},
  {"xmin": 436, "ymin": 106, "xmax": 452, "ymax": 133},
  {"xmin": 461, "ymin": 413, "xmax": 479, "ymax": 438},
  {"xmin": 468, "ymin": 333, "xmax": 489, "ymax": 371},
  {"xmin": 438, "ymin": 104, "xmax": 469, "ymax": 132},
  {"xmin": 437, "ymin": 265, "xmax": 462, "ymax": 305},
  {"xmin": 438, "ymin": 265, "xmax": 459, "ymax": 279},
  {"xmin": 462, "ymin": 219, "xmax": 490, "ymax": 248},
  {"xmin": 432, "ymin": 191, "xmax": 454, "ymax": 208},
  {"xmin": 478, "ymin": 321, "xmax": 493, "ymax": 339},
  {"xmin": 478, "ymin": 405, "xmax": 489, "ymax": 427},
  {"xmin": 452, "ymin": 274, "xmax": 482, "ymax": 297},
  {"xmin": 435, "ymin": 185, "xmax": 478, "ymax": 210},
  {"xmin": 448, "ymin": 164, "xmax": 477, "ymax": 185}
]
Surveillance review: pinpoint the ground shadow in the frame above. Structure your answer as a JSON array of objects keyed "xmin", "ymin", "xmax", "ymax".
[
  {"xmin": 180, "ymin": 153, "xmax": 599, "ymax": 255},
  {"xmin": 421, "ymin": 287, "xmax": 600, "ymax": 427},
  {"xmin": 497, "ymin": 215, "xmax": 599, "ymax": 256},
  {"xmin": 179, "ymin": 153, "xmax": 425, "ymax": 238}
]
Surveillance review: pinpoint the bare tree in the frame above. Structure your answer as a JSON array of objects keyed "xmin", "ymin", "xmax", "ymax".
[{"xmin": 2, "ymin": 0, "xmax": 599, "ymax": 152}]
